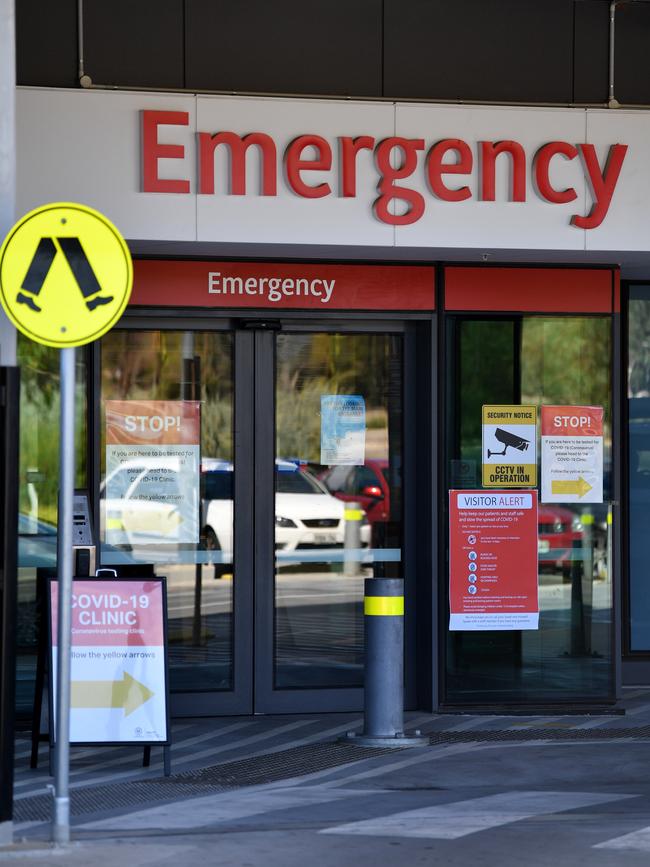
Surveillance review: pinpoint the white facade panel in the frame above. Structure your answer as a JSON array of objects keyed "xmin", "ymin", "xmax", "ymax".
[
  {"xmin": 585, "ymin": 110, "xmax": 650, "ymax": 252},
  {"xmin": 14, "ymin": 88, "xmax": 650, "ymax": 256},
  {"xmin": 16, "ymin": 89, "xmax": 197, "ymax": 241},
  {"xmin": 195, "ymin": 96, "xmax": 395, "ymax": 246},
  {"xmin": 394, "ymin": 104, "xmax": 588, "ymax": 251}
]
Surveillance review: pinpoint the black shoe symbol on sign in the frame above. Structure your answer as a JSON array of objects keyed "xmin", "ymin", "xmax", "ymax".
[{"xmin": 18, "ymin": 237, "xmax": 114, "ymax": 312}]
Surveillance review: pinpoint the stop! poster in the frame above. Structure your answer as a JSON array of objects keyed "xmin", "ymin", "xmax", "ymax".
[
  {"xmin": 541, "ymin": 405, "xmax": 603, "ymax": 503},
  {"xmin": 449, "ymin": 490, "xmax": 539, "ymax": 631},
  {"xmin": 50, "ymin": 579, "xmax": 168, "ymax": 743},
  {"xmin": 105, "ymin": 399, "xmax": 201, "ymax": 545}
]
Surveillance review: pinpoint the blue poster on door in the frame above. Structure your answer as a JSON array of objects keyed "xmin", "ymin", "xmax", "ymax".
[{"xmin": 320, "ymin": 395, "xmax": 366, "ymax": 466}]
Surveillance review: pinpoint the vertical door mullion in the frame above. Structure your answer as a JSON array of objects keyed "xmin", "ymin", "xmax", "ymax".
[
  {"xmin": 231, "ymin": 329, "xmax": 255, "ymax": 713},
  {"xmin": 253, "ymin": 330, "xmax": 277, "ymax": 708},
  {"xmin": 402, "ymin": 325, "xmax": 420, "ymax": 709}
]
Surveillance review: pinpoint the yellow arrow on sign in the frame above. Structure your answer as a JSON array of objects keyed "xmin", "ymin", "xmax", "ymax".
[
  {"xmin": 71, "ymin": 672, "xmax": 154, "ymax": 717},
  {"xmin": 551, "ymin": 477, "xmax": 593, "ymax": 498}
]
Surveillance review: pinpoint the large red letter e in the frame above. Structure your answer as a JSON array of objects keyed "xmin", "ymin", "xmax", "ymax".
[{"xmin": 141, "ymin": 110, "xmax": 190, "ymax": 193}]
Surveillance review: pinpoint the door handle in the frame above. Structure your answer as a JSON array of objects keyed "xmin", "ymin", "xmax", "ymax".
[{"xmin": 238, "ymin": 319, "xmax": 282, "ymax": 331}]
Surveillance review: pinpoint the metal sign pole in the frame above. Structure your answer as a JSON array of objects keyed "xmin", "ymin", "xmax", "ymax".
[
  {"xmin": 0, "ymin": 200, "xmax": 133, "ymax": 843},
  {"xmin": 53, "ymin": 347, "xmax": 75, "ymax": 845}
]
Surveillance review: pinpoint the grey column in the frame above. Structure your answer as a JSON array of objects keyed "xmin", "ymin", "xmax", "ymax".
[
  {"xmin": 0, "ymin": 0, "xmax": 16, "ymax": 846},
  {"xmin": 0, "ymin": 0, "xmax": 16, "ymax": 367}
]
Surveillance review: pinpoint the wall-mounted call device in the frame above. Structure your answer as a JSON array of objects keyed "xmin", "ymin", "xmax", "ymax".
[{"xmin": 72, "ymin": 490, "xmax": 95, "ymax": 576}]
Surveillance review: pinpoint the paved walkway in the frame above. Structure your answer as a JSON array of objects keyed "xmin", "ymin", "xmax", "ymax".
[{"xmin": 3, "ymin": 687, "xmax": 650, "ymax": 864}]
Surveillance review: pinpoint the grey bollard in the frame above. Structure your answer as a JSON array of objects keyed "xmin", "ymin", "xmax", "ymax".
[
  {"xmin": 364, "ymin": 577, "xmax": 404, "ymax": 736},
  {"xmin": 343, "ymin": 501, "xmax": 363, "ymax": 577},
  {"xmin": 342, "ymin": 577, "xmax": 428, "ymax": 748}
]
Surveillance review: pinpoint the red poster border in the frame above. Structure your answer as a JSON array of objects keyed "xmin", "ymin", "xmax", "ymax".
[{"xmin": 449, "ymin": 489, "xmax": 539, "ymax": 630}]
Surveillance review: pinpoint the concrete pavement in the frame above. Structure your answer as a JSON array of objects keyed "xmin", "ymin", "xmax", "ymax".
[{"xmin": 4, "ymin": 688, "xmax": 650, "ymax": 864}]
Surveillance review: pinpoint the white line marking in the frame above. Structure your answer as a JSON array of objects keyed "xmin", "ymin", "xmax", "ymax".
[
  {"xmin": 322, "ymin": 791, "xmax": 636, "ymax": 840},
  {"xmin": 58, "ymin": 716, "xmax": 365, "ymax": 798},
  {"xmin": 573, "ymin": 716, "xmax": 625, "ymax": 730},
  {"xmin": 13, "ymin": 719, "xmax": 259, "ymax": 792},
  {"xmin": 13, "ymin": 723, "xmax": 196, "ymax": 762},
  {"xmin": 296, "ymin": 742, "xmax": 483, "ymax": 790},
  {"xmin": 445, "ymin": 715, "xmax": 503, "ymax": 732},
  {"xmin": 79, "ymin": 785, "xmax": 385, "ymax": 831},
  {"xmin": 624, "ymin": 701, "xmax": 650, "ymax": 717},
  {"xmin": 595, "ymin": 825, "xmax": 650, "ymax": 852},
  {"xmin": 18, "ymin": 715, "xmax": 434, "ymax": 813},
  {"xmin": 14, "ymin": 719, "xmax": 314, "ymax": 799}
]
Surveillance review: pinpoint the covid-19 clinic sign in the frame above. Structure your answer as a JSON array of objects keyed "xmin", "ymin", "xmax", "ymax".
[
  {"xmin": 50, "ymin": 578, "xmax": 168, "ymax": 743},
  {"xmin": 105, "ymin": 400, "xmax": 201, "ymax": 546}
]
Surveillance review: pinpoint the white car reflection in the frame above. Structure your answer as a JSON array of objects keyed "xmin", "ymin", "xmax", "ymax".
[
  {"xmin": 101, "ymin": 457, "xmax": 370, "ymax": 564},
  {"xmin": 101, "ymin": 456, "xmax": 194, "ymax": 547},
  {"xmin": 202, "ymin": 458, "xmax": 370, "ymax": 563}
]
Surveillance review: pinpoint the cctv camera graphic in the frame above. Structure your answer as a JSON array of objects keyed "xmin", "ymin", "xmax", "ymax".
[{"xmin": 487, "ymin": 427, "xmax": 530, "ymax": 458}]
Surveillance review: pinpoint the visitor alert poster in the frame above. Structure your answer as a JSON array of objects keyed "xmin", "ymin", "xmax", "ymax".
[
  {"xmin": 449, "ymin": 490, "xmax": 539, "ymax": 631},
  {"xmin": 320, "ymin": 395, "xmax": 366, "ymax": 465},
  {"xmin": 50, "ymin": 579, "xmax": 167, "ymax": 743},
  {"xmin": 541, "ymin": 406, "xmax": 604, "ymax": 503},
  {"xmin": 105, "ymin": 400, "xmax": 200, "ymax": 545}
]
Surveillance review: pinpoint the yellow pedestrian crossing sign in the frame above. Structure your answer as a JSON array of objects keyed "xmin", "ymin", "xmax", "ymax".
[{"xmin": 0, "ymin": 202, "xmax": 132, "ymax": 348}]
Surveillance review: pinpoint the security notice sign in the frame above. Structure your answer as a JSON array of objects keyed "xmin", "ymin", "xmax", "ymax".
[
  {"xmin": 541, "ymin": 406, "xmax": 603, "ymax": 503},
  {"xmin": 49, "ymin": 578, "xmax": 168, "ymax": 743},
  {"xmin": 449, "ymin": 490, "xmax": 539, "ymax": 631},
  {"xmin": 105, "ymin": 400, "xmax": 200, "ymax": 545},
  {"xmin": 482, "ymin": 405, "xmax": 537, "ymax": 487}
]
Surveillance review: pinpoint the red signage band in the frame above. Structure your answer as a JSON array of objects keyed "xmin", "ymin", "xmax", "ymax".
[
  {"xmin": 444, "ymin": 267, "xmax": 615, "ymax": 313},
  {"xmin": 141, "ymin": 110, "xmax": 628, "ymax": 230},
  {"xmin": 131, "ymin": 261, "xmax": 435, "ymax": 311}
]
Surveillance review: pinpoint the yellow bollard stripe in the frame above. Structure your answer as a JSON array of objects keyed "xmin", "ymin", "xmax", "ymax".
[
  {"xmin": 581, "ymin": 513, "xmax": 594, "ymax": 525},
  {"xmin": 344, "ymin": 509, "xmax": 364, "ymax": 521},
  {"xmin": 364, "ymin": 596, "xmax": 404, "ymax": 616}
]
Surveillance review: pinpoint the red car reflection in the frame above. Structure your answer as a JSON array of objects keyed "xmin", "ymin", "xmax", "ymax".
[
  {"xmin": 321, "ymin": 464, "xmax": 585, "ymax": 577},
  {"xmin": 537, "ymin": 503, "xmax": 582, "ymax": 575},
  {"xmin": 319, "ymin": 459, "xmax": 390, "ymax": 525}
]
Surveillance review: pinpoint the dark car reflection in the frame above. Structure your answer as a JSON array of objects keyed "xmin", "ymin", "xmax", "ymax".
[{"xmin": 18, "ymin": 512, "xmax": 58, "ymax": 568}]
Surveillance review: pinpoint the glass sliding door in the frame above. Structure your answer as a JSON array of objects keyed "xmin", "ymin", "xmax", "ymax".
[
  {"xmin": 99, "ymin": 329, "xmax": 236, "ymax": 698},
  {"xmin": 627, "ymin": 286, "xmax": 650, "ymax": 653},
  {"xmin": 272, "ymin": 332, "xmax": 403, "ymax": 692},
  {"xmin": 445, "ymin": 314, "xmax": 614, "ymax": 704},
  {"xmin": 98, "ymin": 320, "xmax": 413, "ymax": 715}
]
